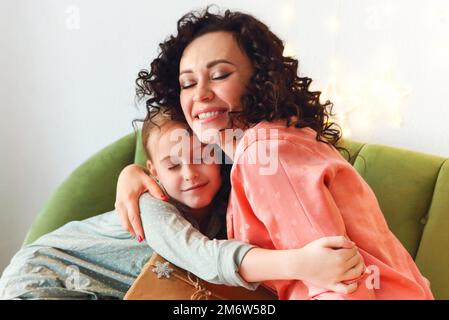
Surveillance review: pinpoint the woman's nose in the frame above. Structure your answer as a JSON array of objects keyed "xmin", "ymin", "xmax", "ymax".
[{"xmin": 193, "ymin": 82, "xmax": 214, "ymax": 102}]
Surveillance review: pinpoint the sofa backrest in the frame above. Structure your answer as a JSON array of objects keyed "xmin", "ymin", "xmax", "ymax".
[{"xmin": 339, "ymin": 140, "xmax": 448, "ymax": 299}]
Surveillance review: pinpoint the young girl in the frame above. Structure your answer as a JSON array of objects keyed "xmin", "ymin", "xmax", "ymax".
[
  {"xmin": 116, "ymin": 7, "xmax": 433, "ymax": 299},
  {"xmin": 0, "ymin": 110, "xmax": 363, "ymax": 299}
]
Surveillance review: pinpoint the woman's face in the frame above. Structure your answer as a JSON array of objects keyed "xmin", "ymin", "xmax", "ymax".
[{"xmin": 179, "ymin": 31, "xmax": 253, "ymax": 143}]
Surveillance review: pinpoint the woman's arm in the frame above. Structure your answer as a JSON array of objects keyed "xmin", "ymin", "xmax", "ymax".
[{"xmin": 115, "ymin": 164, "xmax": 168, "ymax": 241}]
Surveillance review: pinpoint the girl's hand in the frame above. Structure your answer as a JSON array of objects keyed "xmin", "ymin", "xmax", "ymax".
[
  {"xmin": 290, "ymin": 236, "xmax": 365, "ymax": 294},
  {"xmin": 115, "ymin": 164, "xmax": 167, "ymax": 241}
]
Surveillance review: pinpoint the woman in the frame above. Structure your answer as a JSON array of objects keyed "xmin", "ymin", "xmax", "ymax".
[{"xmin": 116, "ymin": 7, "xmax": 432, "ymax": 299}]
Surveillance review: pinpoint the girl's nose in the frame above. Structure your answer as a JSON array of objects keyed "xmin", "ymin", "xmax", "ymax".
[{"xmin": 183, "ymin": 166, "xmax": 199, "ymax": 182}]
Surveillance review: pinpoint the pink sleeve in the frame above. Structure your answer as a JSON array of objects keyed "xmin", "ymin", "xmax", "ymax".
[
  {"xmin": 234, "ymin": 139, "xmax": 348, "ymax": 248},
  {"xmin": 233, "ymin": 139, "xmax": 373, "ymax": 299}
]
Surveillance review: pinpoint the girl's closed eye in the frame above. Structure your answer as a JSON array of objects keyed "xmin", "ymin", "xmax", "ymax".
[{"xmin": 168, "ymin": 163, "xmax": 181, "ymax": 170}]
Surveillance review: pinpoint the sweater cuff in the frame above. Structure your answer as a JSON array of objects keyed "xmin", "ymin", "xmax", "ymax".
[{"xmin": 217, "ymin": 242, "xmax": 260, "ymax": 290}]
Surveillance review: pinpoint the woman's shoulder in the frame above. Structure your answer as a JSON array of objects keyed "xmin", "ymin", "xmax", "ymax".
[
  {"xmin": 247, "ymin": 119, "xmax": 316, "ymax": 139},
  {"xmin": 238, "ymin": 120, "xmax": 320, "ymax": 152},
  {"xmin": 235, "ymin": 120, "xmax": 343, "ymax": 165}
]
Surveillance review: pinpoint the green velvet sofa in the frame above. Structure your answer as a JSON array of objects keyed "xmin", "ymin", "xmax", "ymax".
[{"xmin": 22, "ymin": 131, "xmax": 449, "ymax": 299}]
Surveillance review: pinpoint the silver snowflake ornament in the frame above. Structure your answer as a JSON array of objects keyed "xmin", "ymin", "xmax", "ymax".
[{"xmin": 152, "ymin": 261, "xmax": 173, "ymax": 279}]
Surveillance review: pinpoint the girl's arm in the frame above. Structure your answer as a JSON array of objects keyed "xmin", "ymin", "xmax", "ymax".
[
  {"xmin": 139, "ymin": 193, "xmax": 258, "ymax": 290},
  {"xmin": 239, "ymin": 237, "xmax": 362, "ymax": 294},
  {"xmin": 138, "ymin": 193, "xmax": 361, "ymax": 293}
]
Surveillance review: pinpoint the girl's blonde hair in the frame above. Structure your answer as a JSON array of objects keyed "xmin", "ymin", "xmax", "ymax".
[{"xmin": 141, "ymin": 109, "xmax": 191, "ymax": 161}]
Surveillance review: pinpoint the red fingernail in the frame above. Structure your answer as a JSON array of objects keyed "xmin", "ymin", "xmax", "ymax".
[
  {"xmin": 137, "ymin": 235, "xmax": 143, "ymax": 243},
  {"xmin": 161, "ymin": 195, "xmax": 169, "ymax": 201}
]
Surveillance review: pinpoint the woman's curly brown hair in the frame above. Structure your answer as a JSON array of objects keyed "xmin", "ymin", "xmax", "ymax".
[{"xmin": 134, "ymin": 5, "xmax": 344, "ymax": 150}]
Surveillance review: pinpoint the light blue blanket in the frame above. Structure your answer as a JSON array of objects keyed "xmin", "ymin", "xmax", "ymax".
[{"xmin": 0, "ymin": 194, "xmax": 256, "ymax": 299}]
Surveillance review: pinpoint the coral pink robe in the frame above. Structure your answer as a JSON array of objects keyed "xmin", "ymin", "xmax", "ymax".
[{"xmin": 226, "ymin": 120, "xmax": 433, "ymax": 300}]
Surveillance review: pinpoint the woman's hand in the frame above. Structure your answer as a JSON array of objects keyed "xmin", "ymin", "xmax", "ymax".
[
  {"xmin": 289, "ymin": 236, "xmax": 365, "ymax": 294},
  {"xmin": 115, "ymin": 164, "xmax": 168, "ymax": 241}
]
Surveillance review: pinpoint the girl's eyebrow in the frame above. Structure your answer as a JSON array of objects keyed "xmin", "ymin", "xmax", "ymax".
[
  {"xmin": 179, "ymin": 59, "xmax": 235, "ymax": 75},
  {"xmin": 159, "ymin": 155, "xmax": 174, "ymax": 163}
]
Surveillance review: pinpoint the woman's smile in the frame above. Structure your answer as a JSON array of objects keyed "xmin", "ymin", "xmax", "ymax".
[{"xmin": 194, "ymin": 110, "xmax": 228, "ymax": 124}]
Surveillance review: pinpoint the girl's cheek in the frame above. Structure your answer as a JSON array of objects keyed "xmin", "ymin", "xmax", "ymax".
[
  {"xmin": 162, "ymin": 172, "xmax": 180, "ymax": 189},
  {"xmin": 207, "ymin": 166, "xmax": 222, "ymax": 186}
]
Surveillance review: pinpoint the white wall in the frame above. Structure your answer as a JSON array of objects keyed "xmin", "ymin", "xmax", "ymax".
[{"xmin": 1, "ymin": 0, "xmax": 448, "ymax": 273}]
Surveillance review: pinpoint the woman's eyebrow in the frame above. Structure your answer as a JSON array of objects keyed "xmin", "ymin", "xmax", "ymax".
[{"xmin": 179, "ymin": 59, "xmax": 235, "ymax": 75}]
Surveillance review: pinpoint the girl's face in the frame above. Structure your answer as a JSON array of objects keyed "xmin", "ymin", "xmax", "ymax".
[
  {"xmin": 179, "ymin": 31, "xmax": 253, "ymax": 144},
  {"xmin": 146, "ymin": 122, "xmax": 222, "ymax": 210}
]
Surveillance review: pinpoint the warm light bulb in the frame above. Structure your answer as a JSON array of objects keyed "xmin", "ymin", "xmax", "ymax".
[
  {"xmin": 330, "ymin": 58, "xmax": 338, "ymax": 70},
  {"xmin": 327, "ymin": 16, "xmax": 340, "ymax": 33},
  {"xmin": 280, "ymin": 1, "xmax": 296, "ymax": 24},
  {"xmin": 283, "ymin": 42, "xmax": 297, "ymax": 57},
  {"xmin": 342, "ymin": 126, "xmax": 352, "ymax": 138}
]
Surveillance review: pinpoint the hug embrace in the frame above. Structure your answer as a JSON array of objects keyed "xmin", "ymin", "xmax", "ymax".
[{"xmin": 0, "ymin": 6, "xmax": 433, "ymax": 300}]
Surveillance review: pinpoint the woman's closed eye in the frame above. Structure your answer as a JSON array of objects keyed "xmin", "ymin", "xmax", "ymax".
[
  {"xmin": 181, "ymin": 82, "xmax": 196, "ymax": 90},
  {"xmin": 212, "ymin": 72, "xmax": 231, "ymax": 80},
  {"xmin": 180, "ymin": 72, "xmax": 232, "ymax": 90},
  {"xmin": 168, "ymin": 164, "xmax": 181, "ymax": 170}
]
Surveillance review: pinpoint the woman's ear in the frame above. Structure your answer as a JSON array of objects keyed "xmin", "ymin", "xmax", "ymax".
[{"xmin": 146, "ymin": 160, "xmax": 158, "ymax": 178}]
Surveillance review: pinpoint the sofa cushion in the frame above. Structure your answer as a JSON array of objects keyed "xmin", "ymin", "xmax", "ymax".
[
  {"xmin": 352, "ymin": 144, "xmax": 446, "ymax": 258},
  {"xmin": 415, "ymin": 159, "xmax": 449, "ymax": 299}
]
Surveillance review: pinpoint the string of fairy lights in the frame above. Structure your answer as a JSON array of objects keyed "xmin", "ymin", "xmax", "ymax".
[{"xmin": 281, "ymin": 0, "xmax": 428, "ymax": 139}]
